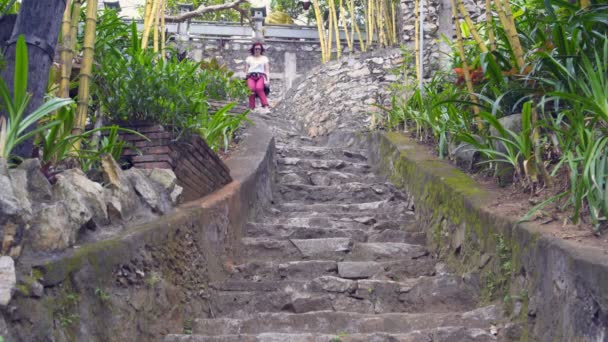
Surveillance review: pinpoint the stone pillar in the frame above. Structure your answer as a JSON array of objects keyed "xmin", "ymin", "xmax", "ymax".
[{"xmin": 284, "ymin": 52, "xmax": 297, "ymax": 90}]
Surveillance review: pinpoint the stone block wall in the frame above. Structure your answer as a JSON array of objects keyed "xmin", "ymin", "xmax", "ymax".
[{"xmin": 121, "ymin": 123, "xmax": 232, "ymax": 201}]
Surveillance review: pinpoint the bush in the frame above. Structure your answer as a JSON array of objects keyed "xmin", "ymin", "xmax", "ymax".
[{"xmin": 93, "ymin": 16, "xmax": 249, "ymax": 152}]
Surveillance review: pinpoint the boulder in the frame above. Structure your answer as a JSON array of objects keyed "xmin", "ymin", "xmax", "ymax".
[
  {"xmin": 8, "ymin": 168, "xmax": 32, "ymax": 219},
  {"xmin": 17, "ymin": 159, "xmax": 52, "ymax": 202},
  {"xmin": 125, "ymin": 168, "xmax": 170, "ymax": 214},
  {"xmin": 29, "ymin": 203, "xmax": 76, "ymax": 251},
  {"xmin": 101, "ymin": 155, "xmax": 139, "ymax": 221},
  {"xmin": 53, "ymin": 169, "xmax": 108, "ymax": 228},
  {"xmin": 0, "ymin": 256, "xmax": 16, "ymax": 306},
  {"xmin": 147, "ymin": 168, "xmax": 177, "ymax": 193}
]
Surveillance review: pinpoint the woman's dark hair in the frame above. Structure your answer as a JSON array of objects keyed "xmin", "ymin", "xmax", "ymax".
[{"xmin": 249, "ymin": 43, "xmax": 265, "ymax": 55}]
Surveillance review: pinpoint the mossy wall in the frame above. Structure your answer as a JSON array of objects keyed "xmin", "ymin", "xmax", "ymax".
[
  {"xmin": 1, "ymin": 118, "xmax": 276, "ymax": 342},
  {"xmin": 366, "ymin": 132, "xmax": 608, "ymax": 342}
]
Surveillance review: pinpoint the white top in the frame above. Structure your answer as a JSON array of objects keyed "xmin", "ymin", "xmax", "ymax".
[{"xmin": 246, "ymin": 55, "xmax": 269, "ymax": 74}]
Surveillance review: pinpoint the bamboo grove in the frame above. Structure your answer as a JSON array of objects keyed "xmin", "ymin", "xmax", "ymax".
[
  {"xmin": 56, "ymin": 0, "xmax": 168, "ymax": 151},
  {"xmin": 312, "ymin": 0, "xmax": 399, "ymax": 63}
]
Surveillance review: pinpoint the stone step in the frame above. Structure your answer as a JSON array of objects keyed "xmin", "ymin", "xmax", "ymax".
[
  {"xmin": 275, "ymin": 183, "xmax": 394, "ymax": 204},
  {"xmin": 241, "ymin": 238, "xmax": 428, "ymax": 262},
  {"xmin": 245, "ymin": 222, "xmax": 426, "ymax": 247},
  {"xmin": 277, "ymin": 157, "xmax": 373, "ymax": 174},
  {"xmin": 232, "ymin": 258, "xmax": 436, "ymax": 282},
  {"xmin": 192, "ymin": 306, "xmax": 503, "ymax": 335},
  {"xmin": 276, "ymin": 144, "xmax": 368, "ymax": 162},
  {"xmin": 244, "ymin": 223, "xmax": 369, "ymax": 242},
  {"xmin": 165, "ymin": 327, "xmax": 498, "ymax": 342},
  {"xmin": 278, "ymin": 170, "xmax": 378, "ymax": 186},
  {"xmin": 275, "ymin": 200, "xmax": 414, "ymax": 218},
  {"xmin": 258, "ymin": 212, "xmax": 418, "ymax": 230},
  {"xmin": 207, "ymin": 274, "xmax": 478, "ymax": 317}
]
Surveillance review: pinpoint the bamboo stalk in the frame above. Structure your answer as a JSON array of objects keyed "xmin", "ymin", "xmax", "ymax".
[
  {"xmin": 60, "ymin": 0, "xmax": 82, "ymax": 99},
  {"xmin": 143, "ymin": 0, "xmax": 153, "ymax": 30},
  {"xmin": 339, "ymin": 0, "xmax": 353, "ymax": 52},
  {"xmin": 414, "ymin": 0, "xmax": 420, "ymax": 83},
  {"xmin": 327, "ymin": 4, "xmax": 334, "ymax": 61},
  {"xmin": 161, "ymin": 0, "xmax": 166, "ymax": 59},
  {"xmin": 312, "ymin": 0, "xmax": 329, "ymax": 62},
  {"xmin": 329, "ymin": 0, "xmax": 341, "ymax": 59},
  {"xmin": 495, "ymin": 0, "xmax": 524, "ymax": 69},
  {"xmin": 153, "ymin": 0, "xmax": 160, "ymax": 53},
  {"xmin": 367, "ymin": 0, "xmax": 374, "ymax": 44},
  {"xmin": 347, "ymin": 0, "xmax": 365, "ymax": 51},
  {"xmin": 72, "ymin": 0, "xmax": 98, "ymax": 145},
  {"xmin": 142, "ymin": 0, "xmax": 160, "ymax": 50},
  {"xmin": 376, "ymin": 0, "xmax": 385, "ymax": 46},
  {"xmin": 450, "ymin": 0, "xmax": 482, "ymax": 126},
  {"xmin": 486, "ymin": 0, "xmax": 495, "ymax": 51},
  {"xmin": 59, "ymin": 0, "xmax": 73, "ymax": 98},
  {"xmin": 390, "ymin": 0, "xmax": 397, "ymax": 44},
  {"xmin": 456, "ymin": 0, "xmax": 488, "ymax": 53}
]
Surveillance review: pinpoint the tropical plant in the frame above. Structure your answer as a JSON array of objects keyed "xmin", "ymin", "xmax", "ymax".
[{"xmin": 0, "ymin": 36, "xmax": 73, "ymax": 160}]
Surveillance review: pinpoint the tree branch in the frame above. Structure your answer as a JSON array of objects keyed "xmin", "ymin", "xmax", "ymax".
[{"xmin": 165, "ymin": 0, "xmax": 249, "ymax": 23}]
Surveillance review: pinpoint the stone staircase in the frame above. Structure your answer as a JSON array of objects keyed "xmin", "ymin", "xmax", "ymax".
[{"xmin": 165, "ymin": 119, "xmax": 506, "ymax": 341}]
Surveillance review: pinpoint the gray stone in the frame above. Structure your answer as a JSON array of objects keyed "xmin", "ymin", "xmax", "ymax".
[
  {"xmin": 291, "ymin": 296, "xmax": 333, "ymax": 313},
  {"xmin": 338, "ymin": 262, "xmax": 379, "ymax": 279},
  {"xmin": 290, "ymin": 238, "xmax": 352, "ymax": 257},
  {"xmin": 309, "ymin": 173, "xmax": 331, "ymax": 186},
  {"xmin": 54, "ymin": 169, "xmax": 108, "ymax": 227},
  {"xmin": 170, "ymin": 185, "xmax": 183, "ymax": 205},
  {"xmin": 148, "ymin": 168, "xmax": 177, "ymax": 192},
  {"xmin": 348, "ymin": 67, "xmax": 371, "ymax": 78},
  {"xmin": 0, "ymin": 256, "xmax": 16, "ymax": 306},
  {"xmin": 311, "ymin": 276, "xmax": 356, "ymax": 293},
  {"xmin": 29, "ymin": 203, "xmax": 76, "ymax": 251},
  {"xmin": 126, "ymin": 168, "xmax": 169, "ymax": 214},
  {"xmin": 8, "ymin": 169, "xmax": 32, "ymax": 219},
  {"xmin": 0, "ymin": 172, "xmax": 19, "ymax": 217},
  {"xmin": 18, "ymin": 159, "xmax": 52, "ymax": 201}
]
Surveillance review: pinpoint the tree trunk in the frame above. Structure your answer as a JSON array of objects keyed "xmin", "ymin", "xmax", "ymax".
[{"xmin": 0, "ymin": 0, "xmax": 67, "ymax": 158}]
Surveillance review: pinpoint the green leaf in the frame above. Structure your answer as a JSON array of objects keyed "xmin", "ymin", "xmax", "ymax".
[{"xmin": 14, "ymin": 35, "xmax": 28, "ymax": 107}]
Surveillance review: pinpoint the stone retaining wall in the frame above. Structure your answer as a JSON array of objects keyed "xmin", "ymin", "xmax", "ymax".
[
  {"xmin": 1, "ymin": 115, "xmax": 275, "ymax": 342},
  {"xmin": 120, "ymin": 123, "xmax": 232, "ymax": 202},
  {"xmin": 367, "ymin": 132, "xmax": 608, "ymax": 341}
]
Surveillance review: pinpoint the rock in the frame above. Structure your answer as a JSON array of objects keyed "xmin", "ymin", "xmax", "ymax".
[
  {"xmin": 311, "ymin": 276, "xmax": 356, "ymax": 293},
  {"xmin": 148, "ymin": 168, "xmax": 177, "ymax": 193},
  {"xmin": 291, "ymin": 296, "xmax": 333, "ymax": 313},
  {"xmin": 9, "ymin": 169, "xmax": 35, "ymax": 222},
  {"xmin": 0, "ymin": 171, "xmax": 19, "ymax": 217},
  {"xmin": 354, "ymin": 216, "xmax": 376, "ymax": 225},
  {"xmin": 338, "ymin": 262, "xmax": 379, "ymax": 279},
  {"xmin": 29, "ymin": 203, "xmax": 76, "ymax": 251},
  {"xmin": 490, "ymin": 113, "xmax": 523, "ymax": 154},
  {"xmin": 309, "ymin": 173, "xmax": 331, "ymax": 186},
  {"xmin": 101, "ymin": 154, "xmax": 129, "ymax": 192},
  {"xmin": 54, "ymin": 169, "xmax": 108, "ymax": 227},
  {"xmin": 17, "ymin": 159, "xmax": 52, "ymax": 201},
  {"xmin": 126, "ymin": 168, "xmax": 170, "ymax": 214},
  {"xmin": 0, "ymin": 256, "xmax": 16, "ymax": 306},
  {"xmin": 290, "ymin": 238, "xmax": 352, "ymax": 257},
  {"xmin": 170, "ymin": 185, "xmax": 183, "ymax": 205},
  {"xmin": 348, "ymin": 67, "xmax": 371, "ymax": 78},
  {"xmin": 451, "ymin": 142, "xmax": 480, "ymax": 172}
]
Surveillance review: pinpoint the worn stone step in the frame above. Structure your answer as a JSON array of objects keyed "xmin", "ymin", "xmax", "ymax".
[
  {"xmin": 192, "ymin": 305, "xmax": 503, "ymax": 335},
  {"xmin": 275, "ymin": 183, "xmax": 394, "ymax": 204},
  {"xmin": 245, "ymin": 223, "xmax": 369, "ymax": 242},
  {"xmin": 277, "ymin": 157, "xmax": 373, "ymax": 174},
  {"xmin": 258, "ymin": 213, "xmax": 418, "ymax": 231},
  {"xmin": 276, "ymin": 144, "xmax": 368, "ymax": 161},
  {"xmin": 207, "ymin": 274, "xmax": 477, "ymax": 317},
  {"xmin": 241, "ymin": 238, "xmax": 428, "ymax": 262},
  {"xmin": 278, "ymin": 170, "xmax": 378, "ymax": 186},
  {"xmin": 232, "ymin": 258, "xmax": 436, "ymax": 282},
  {"xmin": 275, "ymin": 200, "xmax": 414, "ymax": 218},
  {"xmin": 165, "ymin": 327, "xmax": 498, "ymax": 342}
]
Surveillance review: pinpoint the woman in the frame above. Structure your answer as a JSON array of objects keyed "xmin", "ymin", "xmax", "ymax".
[{"xmin": 245, "ymin": 42, "xmax": 270, "ymax": 113}]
